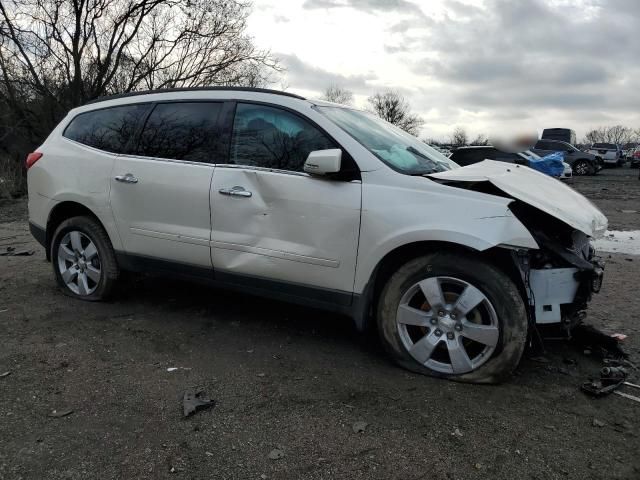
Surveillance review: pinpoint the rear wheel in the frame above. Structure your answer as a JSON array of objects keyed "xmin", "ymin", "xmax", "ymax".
[
  {"xmin": 573, "ymin": 160, "xmax": 591, "ymax": 176},
  {"xmin": 377, "ymin": 252, "xmax": 527, "ymax": 383},
  {"xmin": 51, "ymin": 216, "xmax": 119, "ymax": 301}
]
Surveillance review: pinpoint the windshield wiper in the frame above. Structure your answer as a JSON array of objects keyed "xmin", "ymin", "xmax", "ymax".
[{"xmin": 406, "ymin": 146, "xmax": 440, "ymax": 174}]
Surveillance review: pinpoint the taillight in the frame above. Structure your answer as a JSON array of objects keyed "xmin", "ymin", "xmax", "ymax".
[{"xmin": 25, "ymin": 152, "xmax": 43, "ymax": 169}]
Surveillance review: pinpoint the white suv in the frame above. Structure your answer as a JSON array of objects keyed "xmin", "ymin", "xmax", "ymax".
[{"xmin": 27, "ymin": 88, "xmax": 607, "ymax": 383}]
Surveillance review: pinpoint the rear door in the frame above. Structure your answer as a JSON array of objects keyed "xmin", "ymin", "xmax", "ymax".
[
  {"xmin": 209, "ymin": 102, "xmax": 362, "ymax": 303},
  {"xmin": 110, "ymin": 101, "xmax": 223, "ymax": 270}
]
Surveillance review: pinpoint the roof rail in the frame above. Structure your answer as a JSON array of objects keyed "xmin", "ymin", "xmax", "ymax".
[{"xmin": 84, "ymin": 87, "xmax": 306, "ymax": 105}]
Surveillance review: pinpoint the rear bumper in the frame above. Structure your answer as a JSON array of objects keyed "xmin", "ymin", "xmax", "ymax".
[{"xmin": 29, "ymin": 221, "xmax": 46, "ymax": 249}]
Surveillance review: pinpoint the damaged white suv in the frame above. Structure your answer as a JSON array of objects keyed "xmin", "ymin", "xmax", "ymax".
[{"xmin": 27, "ymin": 88, "xmax": 607, "ymax": 383}]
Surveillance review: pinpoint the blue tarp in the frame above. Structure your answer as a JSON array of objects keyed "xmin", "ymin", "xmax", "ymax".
[{"xmin": 528, "ymin": 151, "xmax": 565, "ymax": 177}]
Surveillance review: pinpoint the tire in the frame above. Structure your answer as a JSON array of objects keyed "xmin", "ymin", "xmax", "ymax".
[
  {"xmin": 377, "ymin": 252, "xmax": 527, "ymax": 384},
  {"xmin": 573, "ymin": 160, "xmax": 591, "ymax": 176},
  {"xmin": 50, "ymin": 216, "xmax": 119, "ymax": 301}
]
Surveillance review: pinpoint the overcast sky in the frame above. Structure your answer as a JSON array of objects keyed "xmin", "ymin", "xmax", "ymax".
[{"xmin": 247, "ymin": 0, "xmax": 639, "ymax": 142}]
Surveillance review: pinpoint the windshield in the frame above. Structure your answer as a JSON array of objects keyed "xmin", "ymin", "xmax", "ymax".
[
  {"xmin": 317, "ymin": 106, "xmax": 458, "ymax": 175},
  {"xmin": 519, "ymin": 149, "xmax": 542, "ymax": 160}
]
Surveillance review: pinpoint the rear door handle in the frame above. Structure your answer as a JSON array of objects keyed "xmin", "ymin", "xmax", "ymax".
[
  {"xmin": 219, "ymin": 186, "xmax": 252, "ymax": 198},
  {"xmin": 115, "ymin": 173, "xmax": 138, "ymax": 184}
]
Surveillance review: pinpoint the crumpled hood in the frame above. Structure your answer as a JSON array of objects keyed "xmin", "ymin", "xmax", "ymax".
[{"xmin": 428, "ymin": 160, "xmax": 608, "ymax": 238}]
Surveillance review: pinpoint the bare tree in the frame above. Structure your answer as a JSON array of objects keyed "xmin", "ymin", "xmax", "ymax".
[
  {"xmin": 367, "ymin": 90, "xmax": 424, "ymax": 136},
  {"xmin": 0, "ymin": 0, "xmax": 279, "ymax": 194},
  {"xmin": 0, "ymin": 0, "xmax": 278, "ymax": 103},
  {"xmin": 583, "ymin": 125, "xmax": 634, "ymax": 145},
  {"xmin": 469, "ymin": 133, "xmax": 489, "ymax": 146},
  {"xmin": 321, "ymin": 85, "xmax": 353, "ymax": 105},
  {"xmin": 450, "ymin": 127, "xmax": 468, "ymax": 147}
]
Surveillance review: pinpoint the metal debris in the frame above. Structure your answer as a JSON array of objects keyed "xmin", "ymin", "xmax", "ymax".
[
  {"xmin": 613, "ymin": 391, "xmax": 640, "ymax": 403},
  {"xmin": 0, "ymin": 371, "xmax": 11, "ymax": 378},
  {"xmin": 48, "ymin": 409, "xmax": 74, "ymax": 418},
  {"xmin": 182, "ymin": 390, "xmax": 215, "ymax": 418}
]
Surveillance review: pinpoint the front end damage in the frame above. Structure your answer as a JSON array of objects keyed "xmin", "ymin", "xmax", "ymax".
[
  {"xmin": 427, "ymin": 160, "xmax": 608, "ymax": 335},
  {"xmin": 509, "ymin": 202, "xmax": 605, "ymax": 333}
]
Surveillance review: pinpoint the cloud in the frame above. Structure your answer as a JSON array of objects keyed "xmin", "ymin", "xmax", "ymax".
[
  {"xmin": 273, "ymin": 15, "xmax": 290, "ymax": 23},
  {"xmin": 400, "ymin": 0, "xmax": 640, "ymax": 120},
  {"xmin": 278, "ymin": 53, "xmax": 377, "ymax": 92},
  {"xmin": 302, "ymin": 0, "xmax": 426, "ymax": 17}
]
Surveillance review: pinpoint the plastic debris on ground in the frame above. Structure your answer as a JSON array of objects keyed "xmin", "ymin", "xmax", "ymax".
[
  {"xmin": 268, "ymin": 449, "xmax": 285, "ymax": 460},
  {"xmin": 352, "ymin": 421, "xmax": 368, "ymax": 433},
  {"xmin": 182, "ymin": 390, "xmax": 215, "ymax": 418},
  {"xmin": 571, "ymin": 324, "xmax": 628, "ymax": 359},
  {"xmin": 0, "ymin": 246, "xmax": 35, "ymax": 256}
]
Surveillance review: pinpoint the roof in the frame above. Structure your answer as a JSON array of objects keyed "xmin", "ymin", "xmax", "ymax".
[
  {"xmin": 452, "ymin": 146, "xmax": 495, "ymax": 150},
  {"xmin": 84, "ymin": 87, "xmax": 306, "ymax": 105}
]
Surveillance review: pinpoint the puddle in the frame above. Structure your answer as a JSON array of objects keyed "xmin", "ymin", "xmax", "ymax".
[{"xmin": 593, "ymin": 230, "xmax": 640, "ymax": 255}]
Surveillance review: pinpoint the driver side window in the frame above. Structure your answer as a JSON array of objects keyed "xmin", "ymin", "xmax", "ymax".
[{"xmin": 229, "ymin": 103, "xmax": 335, "ymax": 172}]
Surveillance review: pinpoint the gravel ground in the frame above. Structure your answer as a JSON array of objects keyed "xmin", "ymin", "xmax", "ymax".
[{"xmin": 1, "ymin": 167, "xmax": 639, "ymax": 480}]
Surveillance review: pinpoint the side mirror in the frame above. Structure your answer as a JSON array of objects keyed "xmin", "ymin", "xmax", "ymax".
[{"xmin": 303, "ymin": 149, "xmax": 342, "ymax": 176}]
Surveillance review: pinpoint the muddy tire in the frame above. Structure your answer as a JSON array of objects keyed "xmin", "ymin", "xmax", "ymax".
[
  {"xmin": 377, "ymin": 252, "xmax": 527, "ymax": 384},
  {"xmin": 50, "ymin": 216, "xmax": 119, "ymax": 301}
]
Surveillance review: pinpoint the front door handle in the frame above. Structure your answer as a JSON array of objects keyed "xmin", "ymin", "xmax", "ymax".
[
  {"xmin": 219, "ymin": 186, "xmax": 252, "ymax": 198},
  {"xmin": 115, "ymin": 173, "xmax": 138, "ymax": 184}
]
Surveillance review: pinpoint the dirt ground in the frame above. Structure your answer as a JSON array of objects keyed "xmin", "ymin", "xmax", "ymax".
[{"xmin": 1, "ymin": 167, "xmax": 639, "ymax": 480}]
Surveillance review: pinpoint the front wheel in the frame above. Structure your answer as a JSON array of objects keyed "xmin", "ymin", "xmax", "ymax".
[
  {"xmin": 377, "ymin": 252, "xmax": 527, "ymax": 384},
  {"xmin": 50, "ymin": 216, "xmax": 119, "ymax": 301}
]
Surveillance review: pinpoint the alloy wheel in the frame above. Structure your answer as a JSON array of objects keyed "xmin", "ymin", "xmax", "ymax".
[
  {"xmin": 57, "ymin": 231, "xmax": 101, "ymax": 295},
  {"xmin": 396, "ymin": 276, "xmax": 499, "ymax": 374},
  {"xmin": 574, "ymin": 161, "xmax": 589, "ymax": 175}
]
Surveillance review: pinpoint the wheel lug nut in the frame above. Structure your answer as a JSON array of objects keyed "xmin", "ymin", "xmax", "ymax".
[
  {"xmin": 434, "ymin": 329, "xmax": 442, "ymax": 337},
  {"xmin": 450, "ymin": 313, "xmax": 457, "ymax": 320},
  {"xmin": 454, "ymin": 324, "xmax": 462, "ymax": 331},
  {"xmin": 447, "ymin": 332, "xmax": 455, "ymax": 340},
  {"xmin": 430, "ymin": 318, "xmax": 437, "ymax": 325},
  {"xmin": 438, "ymin": 310, "xmax": 445, "ymax": 317}
]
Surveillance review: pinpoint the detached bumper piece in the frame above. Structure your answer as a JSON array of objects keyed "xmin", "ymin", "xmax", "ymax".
[
  {"xmin": 529, "ymin": 268, "xmax": 579, "ymax": 324},
  {"xmin": 527, "ymin": 257, "xmax": 604, "ymax": 325}
]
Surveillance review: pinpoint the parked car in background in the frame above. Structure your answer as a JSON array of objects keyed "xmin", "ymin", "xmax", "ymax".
[
  {"xmin": 26, "ymin": 87, "xmax": 608, "ymax": 383},
  {"xmin": 622, "ymin": 143, "xmax": 637, "ymax": 160},
  {"xmin": 588, "ymin": 143, "xmax": 623, "ymax": 167},
  {"xmin": 449, "ymin": 146, "xmax": 568, "ymax": 179},
  {"xmin": 630, "ymin": 147, "xmax": 640, "ymax": 168},
  {"xmin": 541, "ymin": 128, "xmax": 576, "ymax": 145},
  {"xmin": 532, "ymin": 139, "xmax": 600, "ymax": 176}
]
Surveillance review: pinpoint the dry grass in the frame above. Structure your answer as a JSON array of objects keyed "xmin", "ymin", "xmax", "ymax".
[{"xmin": 0, "ymin": 155, "xmax": 26, "ymax": 199}]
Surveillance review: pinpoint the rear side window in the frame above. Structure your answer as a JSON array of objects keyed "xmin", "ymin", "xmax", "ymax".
[
  {"xmin": 229, "ymin": 103, "xmax": 335, "ymax": 172},
  {"xmin": 63, "ymin": 105, "xmax": 147, "ymax": 153},
  {"xmin": 593, "ymin": 143, "xmax": 616, "ymax": 149},
  {"xmin": 136, "ymin": 102, "xmax": 222, "ymax": 162}
]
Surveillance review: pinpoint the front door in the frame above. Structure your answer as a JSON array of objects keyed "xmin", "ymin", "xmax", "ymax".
[
  {"xmin": 210, "ymin": 102, "xmax": 361, "ymax": 301},
  {"xmin": 110, "ymin": 101, "xmax": 223, "ymax": 269}
]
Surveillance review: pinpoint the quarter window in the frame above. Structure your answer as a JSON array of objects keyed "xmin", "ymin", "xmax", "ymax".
[
  {"xmin": 63, "ymin": 105, "xmax": 147, "ymax": 153},
  {"xmin": 137, "ymin": 102, "xmax": 222, "ymax": 162},
  {"xmin": 229, "ymin": 103, "xmax": 335, "ymax": 172}
]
